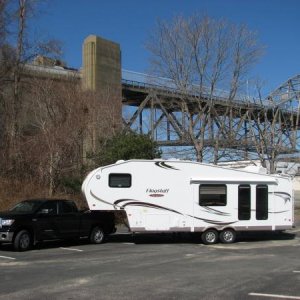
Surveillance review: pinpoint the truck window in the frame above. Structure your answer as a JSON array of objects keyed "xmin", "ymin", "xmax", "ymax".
[
  {"xmin": 109, "ymin": 174, "xmax": 131, "ymax": 188},
  {"xmin": 199, "ymin": 184, "xmax": 227, "ymax": 206},
  {"xmin": 238, "ymin": 185, "xmax": 251, "ymax": 220},
  {"xmin": 60, "ymin": 201, "xmax": 76, "ymax": 214},
  {"xmin": 256, "ymin": 185, "xmax": 268, "ymax": 220},
  {"xmin": 38, "ymin": 201, "xmax": 58, "ymax": 215}
]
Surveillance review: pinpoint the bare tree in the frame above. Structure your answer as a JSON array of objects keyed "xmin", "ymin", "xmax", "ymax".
[
  {"xmin": 0, "ymin": 0, "xmax": 9, "ymax": 46},
  {"xmin": 0, "ymin": 0, "xmax": 62, "ymax": 174},
  {"xmin": 147, "ymin": 14, "xmax": 263, "ymax": 162},
  {"xmin": 244, "ymin": 77, "xmax": 300, "ymax": 173},
  {"xmin": 10, "ymin": 75, "xmax": 122, "ymax": 196},
  {"xmin": 14, "ymin": 78, "xmax": 80, "ymax": 195}
]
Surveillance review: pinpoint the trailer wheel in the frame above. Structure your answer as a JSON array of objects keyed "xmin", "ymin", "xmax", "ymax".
[
  {"xmin": 90, "ymin": 226, "xmax": 105, "ymax": 244},
  {"xmin": 201, "ymin": 229, "xmax": 218, "ymax": 245},
  {"xmin": 13, "ymin": 230, "xmax": 32, "ymax": 251},
  {"xmin": 219, "ymin": 229, "xmax": 236, "ymax": 244}
]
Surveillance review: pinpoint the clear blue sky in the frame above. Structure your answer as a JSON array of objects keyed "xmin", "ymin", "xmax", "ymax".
[{"xmin": 35, "ymin": 0, "xmax": 300, "ymax": 95}]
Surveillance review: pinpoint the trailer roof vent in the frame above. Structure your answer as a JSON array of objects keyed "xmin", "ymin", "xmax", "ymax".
[
  {"xmin": 244, "ymin": 166, "xmax": 267, "ymax": 174},
  {"xmin": 115, "ymin": 160, "xmax": 125, "ymax": 164}
]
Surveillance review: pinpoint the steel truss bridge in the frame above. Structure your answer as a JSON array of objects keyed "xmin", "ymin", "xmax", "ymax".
[
  {"xmin": 23, "ymin": 64, "xmax": 300, "ymax": 158},
  {"xmin": 121, "ymin": 70, "xmax": 300, "ymax": 157}
]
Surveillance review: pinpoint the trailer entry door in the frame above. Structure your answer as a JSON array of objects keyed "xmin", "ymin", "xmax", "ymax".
[
  {"xmin": 256, "ymin": 185, "xmax": 268, "ymax": 220},
  {"xmin": 238, "ymin": 185, "xmax": 251, "ymax": 220}
]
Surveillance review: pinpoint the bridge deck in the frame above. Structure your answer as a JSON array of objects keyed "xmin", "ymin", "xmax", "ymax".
[{"xmin": 122, "ymin": 79, "xmax": 299, "ymax": 126}]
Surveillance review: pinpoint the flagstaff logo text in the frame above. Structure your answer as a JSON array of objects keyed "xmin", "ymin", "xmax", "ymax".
[{"xmin": 146, "ymin": 188, "xmax": 169, "ymax": 197}]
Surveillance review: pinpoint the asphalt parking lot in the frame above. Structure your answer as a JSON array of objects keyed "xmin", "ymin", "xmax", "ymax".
[{"xmin": 0, "ymin": 221, "xmax": 299, "ymax": 300}]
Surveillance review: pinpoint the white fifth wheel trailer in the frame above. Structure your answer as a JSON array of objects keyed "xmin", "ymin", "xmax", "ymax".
[{"xmin": 82, "ymin": 159, "xmax": 294, "ymax": 244}]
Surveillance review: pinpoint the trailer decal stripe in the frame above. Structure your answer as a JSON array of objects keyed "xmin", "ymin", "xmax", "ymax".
[
  {"xmin": 249, "ymin": 208, "xmax": 289, "ymax": 214},
  {"xmin": 114, "ymin": 199, "xmax": 136, "ymax": 206},
  {"xmin": 188, "ymin": 215, "xmax": 237, "ymax": 226},
  {"xmin": 120, "ymin": 201, "xmax": 183, "ymax": 215},
  {"xmin": 268, "ymin": 210, "xmax": 289, "ymax": 214},
  {"xmin": 274, "ymin": 192, "xmax": 291, "ymax": 197},
  {"xmin": 154, "ymin": 161, "xmax": 179, "ymax": 171},
  {"xmin": 114, "ymin": 199, "xmax": 235, "ymax": 226},
  {"xmin": 201, "ymin": 206, "xmax": 231, "ymax": 216},
  {"xmin": 90, "ymin": 191, "xmax": 115, "ymax": 207},
  {"xmin": 272, "ymin": 191, "xmax": 291, "ymax": 203},
  {"xmin": 114, "ymin": 199, "xmax": 184, "ymax": 215}
]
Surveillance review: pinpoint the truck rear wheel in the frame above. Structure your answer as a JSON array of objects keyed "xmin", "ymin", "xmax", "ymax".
[
  {"xmin": 14, "ymin": 230, "xmax": 32, "ymax": 251},
  {"xmin": 90, "ymin": 226, "xmax": 105, "ymax": 244}
]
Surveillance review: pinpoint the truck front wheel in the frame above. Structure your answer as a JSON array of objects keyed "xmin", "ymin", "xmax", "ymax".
[
  {"xmin": 14, "ymin": 230, "xmax": 32, "ymax": 251},
  {"xmin": 90, "ymin": 226, "xmax": 105, "ymax": 244}
]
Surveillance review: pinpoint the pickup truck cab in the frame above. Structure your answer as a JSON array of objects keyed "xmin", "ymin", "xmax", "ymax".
[{"xmin": 0, "ymin": 199, "xmax": 115, "ymax": 251}]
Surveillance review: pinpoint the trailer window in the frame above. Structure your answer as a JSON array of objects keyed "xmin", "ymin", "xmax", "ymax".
[
  {"xmin": 109, "ymin": 174, "xmax": 131, "ymax": 188},
  {"xmin": 199, "ymin": 184, "xmax": 227, "ymax": 206},
  {"xmin": 256, "ymin": 185, "xmax": 268, "ymax": 220},
  {"xmin": 238, "ymin": 185, "xmax": 251, "ymax": 220}
]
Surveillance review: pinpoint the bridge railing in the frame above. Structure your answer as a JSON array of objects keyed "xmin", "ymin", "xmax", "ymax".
[{"xmin": 122, "ymin": 69, "xmax": 274, "ymax": 109}]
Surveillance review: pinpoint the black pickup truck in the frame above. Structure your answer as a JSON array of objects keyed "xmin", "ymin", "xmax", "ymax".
[{"xmin": 0, "ymin": 199, "xmax": 115, "ymax": 251}]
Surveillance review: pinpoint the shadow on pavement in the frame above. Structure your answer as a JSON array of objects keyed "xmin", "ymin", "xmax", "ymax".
[
  {"xmin": 0, "ymin": 230, "xmax": 297, "ymax": 252},
  {"xmin": 108, "ymin": 230, "xmax": 297, "ymax": 245}
]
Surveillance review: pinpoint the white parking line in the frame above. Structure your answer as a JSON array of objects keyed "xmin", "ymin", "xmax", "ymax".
[
  {"xmin": 249, "ymin": 293, "xmax": 300, "ymax": 299},
  {"xmin": 60, "ymin": 247, "xmax": 83, "ymax": 252},
  {"xmin": 0, "ymin": 255, "xmax": 16, "ymax": 260},
  {"xmin": 293, "ymin": 271, "xmax": 300, "ymax": 273}
]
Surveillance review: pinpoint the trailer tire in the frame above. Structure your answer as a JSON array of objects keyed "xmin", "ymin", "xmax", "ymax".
[
  {"xmin": 13, "ymin": 230, "xmax": 32, "ymax": 251},
  {"xmin": 201, "ymin": 229, "xmax": 218, "ymax": 245},
  {"xmin": 89, "ymin": 226, "xmax": 105, "ymax": 244},
  {"xmin": 219, "ymin": 229, "xmax": 236, "ymax": 244}
]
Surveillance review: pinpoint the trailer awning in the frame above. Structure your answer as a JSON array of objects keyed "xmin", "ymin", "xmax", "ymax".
[{"xmin": 190, "ymin": 178, "xmax": 278, "ymax": 185}]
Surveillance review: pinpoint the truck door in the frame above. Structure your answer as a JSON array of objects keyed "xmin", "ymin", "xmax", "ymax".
[
  {"xmin": 34, "ymin": 201, "xmax": 60, "ymax": 240},
  {"xmin": 57, "ymin": 201, "xmax": 81, "ymax": 238}
]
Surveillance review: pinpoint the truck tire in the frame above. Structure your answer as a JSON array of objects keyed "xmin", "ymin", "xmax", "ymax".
[
  {"xmin": 90, "ymin": 226, "xmax": 105, "ymax": 244},
  {"xmin": 201, "ymin": 229, "xmax": 218, "ymax": 245},
  {"xmin": 14, "ymin": 230, "xmax": 32, "ymax": 251},
  {"xmin": 219, "ymin": 229, "xmax": 236, "ymax": 244}
]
